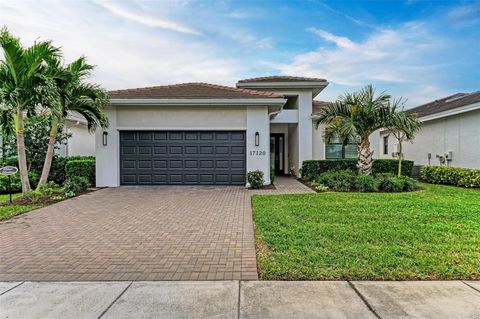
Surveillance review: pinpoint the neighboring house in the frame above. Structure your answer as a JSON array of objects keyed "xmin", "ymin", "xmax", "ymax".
[
  {"xmin": 371, "ymin": 92, "xmax": 480, "ymax": 169},
  {"xmin": 56, "ymin": 111, "xmax": 96, "ymax": 157},
  {"xmin": 96, "ymin": 76, "xmax": 337, "ymax": 186}
]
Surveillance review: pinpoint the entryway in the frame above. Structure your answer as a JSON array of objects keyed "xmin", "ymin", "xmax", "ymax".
[{"xmin": 270, "ymin": 133, "xmax": 285, "ymax": 175}]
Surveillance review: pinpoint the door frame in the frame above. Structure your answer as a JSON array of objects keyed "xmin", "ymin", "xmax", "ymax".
[{"xmin": 270, "ymin": 133, "xmax": 285, "ymax": 175}]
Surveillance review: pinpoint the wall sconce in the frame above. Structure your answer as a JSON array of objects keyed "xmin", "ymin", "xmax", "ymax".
[
  {"xmin": 102, "ymin": 131, "xmax": 108, "ymax": 146},
  {"xmin": 255, "ymin": 132, "xmax": 260, "ymax": 146}
]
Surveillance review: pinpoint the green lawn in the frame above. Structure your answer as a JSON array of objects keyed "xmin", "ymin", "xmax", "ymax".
[
  {"xmin": 253, "ymin": 183, "xmax": 480, "ymax": 280},
  {"xmin": 0, "ymin": 193, "xmax": 40, "ymax": 221}
]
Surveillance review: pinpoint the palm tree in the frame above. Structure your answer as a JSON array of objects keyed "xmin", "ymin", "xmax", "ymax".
[
  {"xmin": 314, "ymin": 85, "xmax": 394, "ymax": 175},
  {"xmin": 0, "ymin": 28, "xmax": 60, "ymax": 193},
  {"xmin": 385, "ymin": 100, "xmax": 421, "ymax": 176},
  {"xmin": 37, "ymin": 56, "xmax": 109, "ymax": 186}
]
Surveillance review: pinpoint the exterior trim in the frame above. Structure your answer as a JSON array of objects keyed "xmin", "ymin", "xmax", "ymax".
[
  {"xmin": 110, "ymin": 98, "xmax": 287, "ymax": 106},
  {"xmin": 237, "ymin": 81, "xmax": 328, "ymax": 89},
  {"xmin": 116, "ymin": 126, "xmax": 246, "ymax": 131},
  {"xmin": 419, "ymin": 102, "xmax": 480, "ymax": 122}
]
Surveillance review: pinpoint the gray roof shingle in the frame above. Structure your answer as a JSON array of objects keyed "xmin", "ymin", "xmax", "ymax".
[
  {"xmin": 238, "ymin": 75, "xmax": 327, "ymax": 83},
  {"xmin": 408, "ymin": 91, "xmax": 480, "ymax": 117},
  {"xmin": 108, "ymin": 82, "xmax": 283, "ymax": 99}
]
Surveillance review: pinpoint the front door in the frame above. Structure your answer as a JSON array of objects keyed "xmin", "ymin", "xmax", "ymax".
[{"xmin": 270, "ymin": 134, "xmax": 285, "ymax": 175}]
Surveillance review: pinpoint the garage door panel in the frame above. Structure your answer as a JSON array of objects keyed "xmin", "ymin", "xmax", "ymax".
[{"xmin": 120, "ymin": 130, "xmax": 245, "ymax": 185}]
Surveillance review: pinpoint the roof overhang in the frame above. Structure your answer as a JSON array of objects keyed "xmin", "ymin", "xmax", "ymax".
[
  {"xmin": 109, "ymin": 98, "xmax": 287, "ymax": 114},
  {"xmin": 236, "ymin": 81, "xmax": 329, "ymax": 97},
  {"xmin": 417, "ymin": 101, "xmax": 480, "ymax": 122}
]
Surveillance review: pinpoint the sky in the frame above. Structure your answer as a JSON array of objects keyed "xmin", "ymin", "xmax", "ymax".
[{"xmin": 1, "ymin": 0, "xmax": 479, "ymax": 107}]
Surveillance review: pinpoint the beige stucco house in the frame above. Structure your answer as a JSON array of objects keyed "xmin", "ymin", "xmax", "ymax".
[
  {"xmin": 96, "ymin": 76, "xmax": 339, "ymax": 187},
  {"xmin": 371, "ymin": 92, "xmax": 480, "ymax": 169}
]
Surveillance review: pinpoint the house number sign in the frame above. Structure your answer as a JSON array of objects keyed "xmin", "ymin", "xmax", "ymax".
[{"xmin": 250, "ymin": 150, "xmax": 266, "ymax": 156}]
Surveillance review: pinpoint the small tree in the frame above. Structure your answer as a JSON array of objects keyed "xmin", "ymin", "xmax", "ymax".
[
  {"xmin": 386, "ymin": 100, "xmax": 421, "ymax": 176},
  {"xmin": 0, "ymin": 28, "xmax": 60, "ymax": 193},
  {"xmin": 314, "ymin": 85, "xmax": 393, "ymax": 175}
]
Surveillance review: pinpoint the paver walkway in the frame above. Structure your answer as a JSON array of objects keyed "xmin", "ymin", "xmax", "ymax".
[
  {"xmin": 0, "ymin": 280, "xmax": 479, "ymax": 319},
  {"xmin": 0, "ymin": 177, "xmax": 312, "ymax": 281}
]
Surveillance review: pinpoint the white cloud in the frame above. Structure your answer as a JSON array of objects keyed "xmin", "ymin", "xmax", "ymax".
[
  {"xmin": 274, "ymin": 23, "xmax": 449, "ymax": 106},
  {"xmin": 0, "ymin": 0, "xmax": 241, "ymax": 89},
  {"xmin": 307, "ymin": 28, "xmax": 355, "ymax": 49},
  {"xmin": 93, "ymin": 0, "xmax": 201, "ymax": 35}
]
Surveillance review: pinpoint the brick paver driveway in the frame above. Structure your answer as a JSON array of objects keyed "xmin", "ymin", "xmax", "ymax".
[{"xmin": 0, "ymin": 177, "xmax": 312, "ymax": 281}]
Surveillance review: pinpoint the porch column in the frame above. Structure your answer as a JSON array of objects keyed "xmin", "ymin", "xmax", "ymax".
[
  {"xmin": 246, "ymin": 105, "xmax": 270, "ymax": 185},
  {"xmin": 297, "ymin": 91, "xmax": 313, "ymax": 176}
]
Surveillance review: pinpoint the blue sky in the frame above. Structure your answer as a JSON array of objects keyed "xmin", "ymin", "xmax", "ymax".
[{"xmin": 1, "ymin": 0, "xmax": 479, "ymax": 107}]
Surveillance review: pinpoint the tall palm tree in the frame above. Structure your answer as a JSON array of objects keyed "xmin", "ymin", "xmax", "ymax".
[
  {"xmin": 385, "ymin": 100, "xmax": 421, "ymax": 176},
  {"xmin": 314, "ymin": 85, "xmax": 394, "ymax": 175},
  {"xmin": 0, "ymin": 28, "xmax": 60, "ymax": 193},
  {"xmin": 37, "ymin": 56, "xmax": 109, "ymax": 186}
]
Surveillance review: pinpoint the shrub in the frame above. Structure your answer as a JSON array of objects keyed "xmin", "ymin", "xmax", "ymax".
[
  {"xmin": 25, "ymin": 181, "xmax": 64, "ymax": 203},
  {"xmin": 247, "ymin": 170, "xmax": 265, "ymax": 189},
  {"xmin": 398, "ymin": 176, "xmax": 418, "ymax": 192},
  {"xmin": 301, "ymin": 159, "xmax": 414, "ymax": 181},
  {"xmin": 354, "ymin": 175, "xmax": 379, "ymax": 192},
  {"xmin": 270, "ymin": 166, "xmax": 275, "ymax": 185},
  {"xmin": 65, "ymin": 159, "xmax": 95, "ymax": 186},
  {"xmin": 64, "ymin": 176, "xmax": 90, "ymax": 194},
  {"xmin": 0, "ymin": 171, "xmax": 39, "ymax": 194},
  {"xmin": 317, "ymin": 170, "xmax": 355, "ymax": 192},
  {"xmin": 49, "ymin": 156, "xmax": 95, "ymax": 186},
  {"xmin": 310, "ymin": 181, "xmax": 329, "ymax": 192},
  {"xmin": 421, "ymin": 166, "xmax": 480, "ymax": 188},
  {"xmin": 377, "ymin": 174, "xmax": 404, "ymax": 192}
]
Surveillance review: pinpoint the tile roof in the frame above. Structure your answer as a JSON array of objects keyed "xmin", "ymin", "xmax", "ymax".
[
  {"xmin": 407, "ymin": 91, "xmax": 480, "ymax": 117},
  {"xmin": 108, "ymin": 82, "xmax": 283, "ymax": 99},
  {"xmin": 238, "ymin": 75, "xmax": 327, "ymax": 83},
  {"xmin": 312, "ymin": 100, "xmax": 330, "ymax": 113}
]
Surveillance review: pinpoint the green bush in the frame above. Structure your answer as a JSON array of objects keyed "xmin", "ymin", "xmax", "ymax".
[
  {"xmin": 421, "ymin": 166, "xmax": 480, "ymax": 188},
  {"xmin": 64, "ymin": 176, "xmax": 90, "ymax": 194},
  {"xmin": 50, "ymin": 156, "xmax": 95, "ymax": 186},
  {"xmin": 398, "ymin": 176, "xmax": 418, "ymax": 191},
  {"xmin": 317, "ymin": 170, "xmax": 355, "ymax": 192},
  {"xmin": 247, "ymin": 170, "xmax": 264, "ymax": 189},
  {"xmin": 377, "ymin": 174, "xmax": 404, "ymax": 192},
  {"xmin": 0, "ymin": 171, "xmax": 39, "ymax": 194},
  {"xmin": 65, "ymin": 159, "xmax": 95, "ymax": 186},
  {"xmin": 354, "ymin": 175, "xmax": 379, "ymax": 192},
  {"xmin": 25, "ymin": 181, "xmax": 64, "ymax": 203},
  {"xmin": 301, "ymin": 159, "xmax": 414, "ymax": 181}
]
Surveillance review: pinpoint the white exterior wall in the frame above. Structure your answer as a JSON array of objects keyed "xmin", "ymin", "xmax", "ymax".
[
  {"xmin": 95, "ymin": 104, "xmax": 275, "ymax": 187},
  {"xmin": 371, "ymin": 110, "xmax": 480, "ymax": 169},
  {"xmin": 96, "ymin": 106, "xmax": 120, "ymax": 187},
  {"xmin": 288, "ymin": 123, "xmax": 299, "ymax": 174},
  {"xmin": 312, "ymin": 124, "xmax": 326, "ymax": 160},
  {"xmin": 56, "ymin": 121, "xmax": 95, "ymax": 157},
  {"xmin": 116, "ymin": 105, "xmax": 246, "ymax": 130},
  {"xmin": 246, "ymin": 106, "xmax": 271, "ymax": 184},
  {"xmin": 297, "ymin": 91, "xmax": 314, "ymax": 176}
]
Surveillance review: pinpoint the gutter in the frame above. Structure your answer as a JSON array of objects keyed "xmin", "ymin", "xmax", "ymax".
[{"xmin": 109, "ymin": 98, "xmax": 287, "ymax": 106}]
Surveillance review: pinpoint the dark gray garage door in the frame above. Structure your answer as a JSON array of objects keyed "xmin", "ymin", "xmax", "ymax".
[{"xmin": 120, "ymin": 131, "xmax": 246, "ymax": 185}]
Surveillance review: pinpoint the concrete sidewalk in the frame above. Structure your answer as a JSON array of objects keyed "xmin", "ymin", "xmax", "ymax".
[{"xmin": 1, "ymin": 280, "xmax": 479, "ymax": 319}]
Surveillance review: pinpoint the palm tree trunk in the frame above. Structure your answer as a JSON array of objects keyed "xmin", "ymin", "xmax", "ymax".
[
  {"xmin": 38, "ymin": 119, "xmax": 58, "ymax": 187},
  {"xmin": 14, "ymin": 111, "xmax": 31, "ymax": 194},
  {"xmin": 357, "ymin": 137, "xmax": 374, "ymax": 176},
  {"xmin": 397, "ymin": 141, "xmax": 403, "ymax": 177}
]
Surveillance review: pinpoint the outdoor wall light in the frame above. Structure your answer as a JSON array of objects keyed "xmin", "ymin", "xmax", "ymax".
[
  {"xmin": 255, "ymin": 132, "xmax": 260, "ymax": 146},
  {"xmin": 102, "ymin": 131, "xmax": 108, "ymax": 146}
]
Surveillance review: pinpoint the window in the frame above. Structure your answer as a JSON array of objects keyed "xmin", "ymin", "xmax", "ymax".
[
  {"xmin": 325, "ymin": 135, "xmax": 359, "ymax": 159},
  {"xmin": 383, "ymin": 136, "xmax": 389, "ymax": 155}
]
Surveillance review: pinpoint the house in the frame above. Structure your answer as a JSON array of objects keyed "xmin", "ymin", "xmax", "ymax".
[
  {"xmin": 56, "ymin": 111, "xmax": 96, "ymax": 157},
  {"xmin": 96, "ymin": 76, "xmax": 340, "ymax": 186},
  {"xmin": 371, "ymin": 92, "xmax": 480, "ymax": 169}
]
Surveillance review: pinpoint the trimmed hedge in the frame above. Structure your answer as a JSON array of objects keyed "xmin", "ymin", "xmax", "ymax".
[
  {"xmin": 0, "ymin": 171, "xmax": 39, "ymax": 194},
  {"xmin": 421, "ymin": 166, "xmax": 480, "ymax": 188},
  {"xmin": 50, "ymin": 156, "xmax": 95, "ymax": 185},
  {"xmin": 65, "ymin": 159, "xmax": 96, "ymax": 186},
  {"xmin": 301, "ymin": 159, "xmax": 414, "ymax": 181}
]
